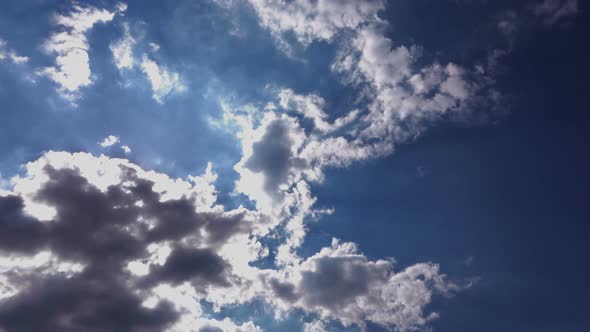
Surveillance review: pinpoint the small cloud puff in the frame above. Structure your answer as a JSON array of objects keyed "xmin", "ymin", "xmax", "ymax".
[
  {"xmin": 99, "ymin": 135, "xmax": 120, "ymax": 147},
  {"xmin": 121, "ymin": 145, "xmax": 132, "ymax": 154},
  {"xmin": 0, "ymin": 39, "xmax": 29, "ymax": 65}
]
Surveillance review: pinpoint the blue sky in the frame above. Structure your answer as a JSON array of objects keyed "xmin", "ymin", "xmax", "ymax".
[{"xmin": 0, "ymin": 1, "xmax": 587, "ymax": 332}]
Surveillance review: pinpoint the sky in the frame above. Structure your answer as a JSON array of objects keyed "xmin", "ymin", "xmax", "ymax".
[{"xmin": 0, "ymin": 0, "xmax": 588, "ymax": 332}]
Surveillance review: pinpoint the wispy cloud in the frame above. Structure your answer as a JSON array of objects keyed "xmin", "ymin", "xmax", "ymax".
[
  {"xmin": 140, "ymin": 55, "xmax": 186, "ymax": 103},
  {"xmin": 532, "ymin": 0, "xmax": 578, "ymax": 25},
  {"xmin": 110, "ymin": 22, "xmax": 136, "ymax": 70},
  {"xmin": 0, "ymin": 38, "xmax": 29, "ymax": 65}
]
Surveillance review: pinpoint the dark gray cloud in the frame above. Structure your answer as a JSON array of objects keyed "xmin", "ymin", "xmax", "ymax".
[
  {"xmin": 244, "ymin": 119, "xmax": 306, "ymax": 199},
  {"xmin": 145, "ymin": 246, "xmax": 231, "ymax": 287},
  {"xmin": 268, "ymin": 278, "xmax": 299, "ymax": 302},
  {"xmin": 0, "ymin": 164, "xmax": 249, "ymax": 331},
  {"xmin": 299, "ymin": 256, "xmax": 382, "ymax": 309},
  {"xmin": 0, "ymin": 273, "xmax": 178, "ymax": 332},
  {"xmin": 0, "ymin": 195, "xmax": 47, "ymax": 254}
]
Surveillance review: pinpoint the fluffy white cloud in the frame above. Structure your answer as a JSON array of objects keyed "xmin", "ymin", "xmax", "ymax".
[
  {"xmin": 234, "ymin": 0, "xmax": 497, "ymax": 173},
  {"xmin": 99, "ymin": 134, "xmax": 120, "ymax": 147},
  {"xmin": 2, "ymin": 2, "xmax": 489, "ymax": 330},
  {"xmin": 209, "ymin": 4, "xmax": 496, "ymax": 327},
  {"xmin": 303, "ymin": 320, "xmax": 327, "ymax": 332},
  {"xmin": 140, "ymin": 55, "xmax": 186, "ymax": 103},
  {"xmin": 246, "ymin": 0, "xmax": 385, "ymax": 45},
  {"xmin": 39, "ymin": 4, "xmax": 124, "ymax": 102}
]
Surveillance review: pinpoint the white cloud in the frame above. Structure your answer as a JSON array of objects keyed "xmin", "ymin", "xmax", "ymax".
[
  {"xmin": 99, "ymin": 135, "xmax": 120, "ymax": 147},
  {"xmin": 0, "ymin": 38, "xmax": 29, "ymax": 65},
  {"xmin": 39, "ymin": 4, "xmax": 123, "ymax": 102},
  {"xmin": 246, "ymin": 0, "xmax": 385, "ymax": 46},
  {"xmin": 278, "ymin": 89, "xmax": 358, "ymax": 133},
  {"xmin": 304, "ymin": 320, "xmax": 327, "ymax": 332},
  {"xmin": 140, "ymin": 55, "xmax": 186, "ymax": 103},
  {"xmin": 235, "ymin": 1, "xmax": 497, "ymax": 175},
  {"xmin": 121, "ymin": 145, "xmax": 132, "ymax": 154},
  {"xmin": 210, "ymin": 4, "xmax": 499, "ymax": 326},
  {"xmin": 110, "ymin": 23, "xmax": 184, "ymax": 104},
  {"xmin": 110, "ymin": 22, "xmax": 136, "ymax": 70}
]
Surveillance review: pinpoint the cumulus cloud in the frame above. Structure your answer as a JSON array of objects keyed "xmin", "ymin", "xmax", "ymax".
[
  {"xmin": 99, "ymin": 134, "xmax": 120, "ymax": 147},
  {"xmin": 0, "ymin": 151, "xmax": 458, "ymax": 331},
  {"xmin": 0, "ymin": 2, "xmax": 488, "ymax": 330},
  {"xmin": 246, "ymin": 0, "xmax": 385, "ymax": 46},
  {"xmin": 0, "ymin": 151, "xmax": 262, "ymax": 332},
  {"xmin": 140, "ymin": 55, "xmax": 186, "ymax": 103},
  {"xmin": 38, "ymin": 4, "xmax": 123, "ymax": 102},
  {"xmin": 242, "ymin": 118, "xmax": 306, "ymax": 204},
  {"xmin": 303, "ymin": 320, "xmax": 327, "ymax": 332},
  {"xmin": 214, "ymin": 0, "xmax": 497, "ymax": 309},
  {"xmin": 231, "ymin": 0, "xmax": 500, "ymax": 174},
  {"xmin": 263, "ymin": 239, "xmax": 462, "ymax": 331}
]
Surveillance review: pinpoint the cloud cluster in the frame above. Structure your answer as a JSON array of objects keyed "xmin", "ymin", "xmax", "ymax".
[
  {"xmin": 227, "ymin": 0, "xmax": 500, "ymax": 176},
  {"xmin": 212, "ymin": 0, "xmax": 502, "ymax": 273},
  {"xmin": 0, "ymin": 1, "xmax": 500, "ymax": 330},
  {"xmin": 26, "ymin": 2, "xmax": 185, "ymax": 104},
  {"xmin": 246, "ymin": 0, "xmax": 384, "ymax": 51},
  {"xmin": 0, "ymin": 151, "xmax": 458, "ymax": 331},
  {"xmin": 264, "ymin": 240, "xmax": 459, "ymax": 331},
  {"xmin": 99, "ymin": 135, "xmax": 132, "ymax": 154},
  {"xmin": 0, "ymin": 152, "xmax": 262, "ymax": 331}
]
